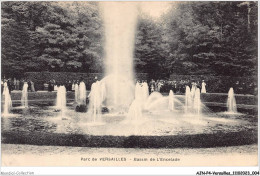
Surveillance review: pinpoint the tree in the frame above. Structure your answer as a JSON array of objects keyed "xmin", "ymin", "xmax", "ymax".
[
  {"xmin": 161, "ymin": 1, "xmax": 257, "ymax": 77},
  {"xmin": 135, "ymin": 16, "xmax": 170, "ymax": 79},
  {"xmin": 1, "ymin": 2, "xmax": 46, "ymax": 78}
]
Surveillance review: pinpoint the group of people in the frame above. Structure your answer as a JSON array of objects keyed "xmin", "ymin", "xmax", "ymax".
[
  {"xmin": 1, "ymin": 78, "xmax": 35, "ymax": 94},
  {"xmin": 140, "ymin": 79, "xmax": 207, "ymax": 94},
  {"xmin": 46, "ymin": 79, "xmax": 86, "ymax": 92},
  {"xmin": 2, "ymin": 77, "xmax": 208, "ymax": 95},
  {"xmin": 149, "ymin": 79, "xmax": 164, "ymax": 92}
]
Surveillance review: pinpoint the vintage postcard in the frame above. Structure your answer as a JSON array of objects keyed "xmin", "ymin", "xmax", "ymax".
[{"xmin": 1, "ymin": 0, "xmax": 258, "ymax": 175}]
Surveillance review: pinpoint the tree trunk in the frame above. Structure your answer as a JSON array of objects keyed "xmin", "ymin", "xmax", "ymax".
[{"xmin": 248, "ymin": 5, "xmax": 251, "ymax": 33}]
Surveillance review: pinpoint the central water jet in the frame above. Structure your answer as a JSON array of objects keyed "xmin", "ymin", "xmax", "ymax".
[{"xmin": 101, "ymin": 2, "xmax": 138, "ymax": 111}]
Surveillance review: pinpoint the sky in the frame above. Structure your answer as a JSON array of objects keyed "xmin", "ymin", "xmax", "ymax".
[
  {"xmin": 139, "ymin": 2, "xmax": 175, "ymax": 18},
  {"xmin": 57, "ymin": 1, "xmax": 176, "ymax": 19}
]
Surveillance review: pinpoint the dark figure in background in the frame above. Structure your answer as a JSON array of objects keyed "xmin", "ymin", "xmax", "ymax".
[
  {"xmin": 1, "ymin": 79, "xmax": 4, "ymax": 94},
  {"xmin": 48, "ymin": 80, "xmax": 52, "ymax": 92},
  {"xmin": 28, "ymin": 80, "xmax": 32, "ymax": 92},
  {"xmin": 65, "ymin": 81, "xmax": 69, "ymax": 91},
  {"xmin": 149, "ymin": 79, "xmax": 155, "ymax": 93},
  {"xmin": 7, "ymin": 79, "xmax": 12, "ymax": 94},
  {"xmin": 173, "ymin": 81, "xmax": 177, "ymax": 93},
  {"xmin": 19, "ymin": 79, "xmax": 24, "ymax": 90},
  {"xmin": 13, "ymin": 78, "xmax": 17, "ymax": 90},
  {"xmin": 52, "ymin": 79, "xmax": 55, "ymax": 91},
  {"xmin": 11, "ymin": 79, "xmax": 15, "ymax": 91},
  {"xmin": 65, "ymin": 80, "xmax": 71, "ymax": 91},
  {"xmin": 181, "ymin": 84, "xmax": 186, "ymax": 94},
  {"xmin": 196, "ymin": 81, "xmax": 201, "ymax": 90},
  {"xmin": 79, "ymin": 77, "xmax": 84, "ymax": 83},
  {"xmin": 16, "ymin": 79, "xmax": 20, "ymax": 90},
  {"xmin": 31, "ymin": 81, "xmax": 35, "ymax": 92},
  {"xmin": 68, "ymin": 80, "xmax": 72, "ymax": 91}
]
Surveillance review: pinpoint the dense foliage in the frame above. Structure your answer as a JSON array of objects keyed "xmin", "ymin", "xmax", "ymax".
[
  {"xmin": 2, "ymin": 2, "xmax": 103, "ymax": 78},
  {"xmin": 134, "ymin": 1, "xmax": 257, "ymax": 78},
  {"xmin": 1, "ymin": 2, "xmax": 257, "ymax": 79}
]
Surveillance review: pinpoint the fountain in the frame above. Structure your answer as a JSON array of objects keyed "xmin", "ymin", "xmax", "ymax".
[
  {"xmin": 55, "ymin": 86, "xmax": 67, "ymax": 119},
  {"xmin": 134, "ymin": 82, "xmax": 149, "ymax": 106},
  {"xmin": 2, "ymin": 82, "xmax": 12, "ymax": 116},
  {"xmin": 142, "ymin": 82, "xmax": 149, "ymax": 102},
  {"xmin": 193, "ymin": 88, "xmax": 201, "ymax": 115},
  {"xmin": 124, "ymin": 81, "xmax": 148, "ymax": 122},
  {"xmin": 79, "ymin": 81, "xmax": 86, "ymax": 105},
  {"xmin": 185, "ymin": 86, "xmax": 191, "ymax": 113},
  {"xmin": 143, "ymin": 91, "xmax": 168, "ymax": 113},
  {"xmin": 21, "ymin": 82, "xmax": 28, "ymax": 107},
  {"xmin": 127, "ymin": 99, "xmax": 143, "ymax": 123},
  {"xmin": 88, "ymin": 81, "xmax": 103, "ymax": 123},
  {"xmin": 75, "ymin": 83, "xmax": 79, "ymax": 104},
  {"xmin": 76, "ymin": 2, "xmax": 205, "ymax": 123},
  {"xmin": 1, "ymin": 2, "xmax": 257, "ymax": 152},
  {"xmin": 168, "ymin": 90, "xmax": 175, "ymax": 111},
  {"xmin": 56, "ymin": 86, "xmax": 67, "ymax": 111},
  {"xmin": 227, "ymin": 87, "xmax": 237, "ymax": 113},
  {"xmin": 100, "ymin": 2, "xmax": 137, "ymax": 111},
  {"xmin": 184, "ymin": 86, "xmax": 202, "ymax": 116}
]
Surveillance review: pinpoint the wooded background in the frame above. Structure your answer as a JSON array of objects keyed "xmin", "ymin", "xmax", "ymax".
[{"xmin": 1, "ymin": 2, "xmax": 258, "ymax": 79}]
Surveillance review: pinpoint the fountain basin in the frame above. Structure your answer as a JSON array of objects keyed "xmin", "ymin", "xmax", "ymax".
[{"xmin": 1, "ymin": 102, "xmax": 257, "ymax": 148}]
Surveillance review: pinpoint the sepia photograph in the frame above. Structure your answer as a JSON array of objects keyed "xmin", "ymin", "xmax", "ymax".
[{"xmin": 1, "ymin": 0, "xmax": 258, "ymax": 174}]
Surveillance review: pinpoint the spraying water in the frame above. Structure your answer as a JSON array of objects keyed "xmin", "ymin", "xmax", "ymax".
[
  {"xmin": 185, "ymin": 86, "xmax": 191, "ymax": 113},
  {"xmin": 227, "ymin": 87, "xmax": 237, "ymax": 113},
  {"xmin": 88, "ymin": 81, "xmax": 103, "ymax": 122},
  {"xmin": 135, "ymin": 82, "xmax": 148, "ymax": 105},
  {"xmin": 142, "ymin": 82, "xmax": 149, "ymax": 103},
  {"xmin": 193, "ymin": 88, "xmax": 201, "ymax": 115},
  {"xmin": 56, "ymin": 86, "xmax": 67, "ymax": 110},
  {"xmin": 144, "ymin": 92, "xmax": 164, "ymax": 111},
  {"xmin": 79, "ymin": 81, "xmax": 86, "ymax": 105},
  {"xmin": 56, "ymin": 85, "xmax": 67, "ymax": 119},
  {"xmin": 2, "ymin": 82, "xmax": 12, "ymax": 115},
  {"xmin": 75, "ymin": 83, "xmax": 79, "ymax": 104},
  {"xmin": 127, "ymin": 99, "xmax": 143, "ymax": 123},
  {"xmin": 21, "ymin": 82, "xmax": 28, "ymax": 107},
  {"xmin": 168, "ymin": 90, "xmax": 175, "ymax": 111},
  {"xmin": 101, "ymin": 2, "xmax": 138, "ymax": 110}
]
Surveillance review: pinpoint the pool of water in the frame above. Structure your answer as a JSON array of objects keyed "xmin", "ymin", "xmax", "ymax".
[{"xmin": 1, "ymin": 103, "xmax": 257, "ymax": 137}]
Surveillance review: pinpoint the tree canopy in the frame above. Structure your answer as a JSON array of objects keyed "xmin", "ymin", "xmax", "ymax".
[{"xmin": 1, "ymin": 1, "xmax": 257, "ymax": 79}]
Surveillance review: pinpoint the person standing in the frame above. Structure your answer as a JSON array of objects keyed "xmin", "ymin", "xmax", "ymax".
[
  {"xmin": 13, "ymin": 78, "xmax": 17, "ymax": 90},
  {"xmin": 28, "ymin": 80, "xmax": 32, "ymax": 92},
  {"xmin": 72, "ymin": 81, "xmax": 75, "ymax": 91},
  {"xmin": 48, "ymin": 80, "xmax": 52, "ymax": 92},
  {"xmin": 7, "ymin": 79, "xmax": 12, "ymax": 94},
  {"xmin": 68, "ymin": 80, "xmax": 72, "ymax": 91},
  {"xmin": 31, "ymin": 81, "xmax": 35, "ymax": 92},
  {"xmin": 201, "ymin": 80, "xmax": 206, "ymax": 93},
  {"xmin": 16, "ymin": 79, "xmax": 20, "ymax": 90},
  {"xmin": 151, "ymin": 84, "xmax": 155, "ymax": 92},
  {"xmin": 19, "ymin": 79, "xmax": 24, "ymax": 90},
  {"xmin": 1, "ymin": 79, "xmax": 4, "ymax": 94}
]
